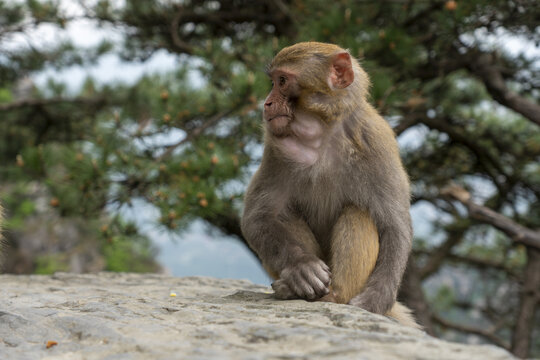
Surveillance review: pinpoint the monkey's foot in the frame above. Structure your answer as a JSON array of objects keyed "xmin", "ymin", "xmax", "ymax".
[
  {"xmin": 278, "ymin": 259, "xmax": 331, "ymax": 300},
  {"xmin": 273, "ymin": 279, "xmax": 336, "ymax": 302},
  {"xmin": 348, "ymin": 287, "xmax": 394, "ymax": 314},
  {"xmin": 316, "ymin": 291, "xmax": 338, "ymax": 303},
  {"xmin": 271, "ymin": 279, "xmax": 298, "ymax": 300}
]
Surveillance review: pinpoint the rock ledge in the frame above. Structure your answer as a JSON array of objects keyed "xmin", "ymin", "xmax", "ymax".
[{"xmin": 0, "ymin": 273, "xmax": 514, "ymax": 359}]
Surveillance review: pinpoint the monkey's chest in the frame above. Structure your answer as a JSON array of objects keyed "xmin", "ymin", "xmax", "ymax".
[{"xmin": 293, "ymin": 178, "xmax": 344, "ymax": 245}]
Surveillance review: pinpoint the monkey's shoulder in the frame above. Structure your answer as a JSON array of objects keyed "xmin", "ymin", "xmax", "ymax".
[{"xmin": 342, "ymin": 110, "xmax": 397, "ymax": 150}]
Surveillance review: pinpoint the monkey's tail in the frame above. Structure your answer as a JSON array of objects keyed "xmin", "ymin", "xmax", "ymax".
[{"xmin": 386, "ymin": 302, "xmax": 422, "ymax": 329}]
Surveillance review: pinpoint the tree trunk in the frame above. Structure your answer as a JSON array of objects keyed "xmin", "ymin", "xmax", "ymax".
[
  {"xmin": 399, "ymin": 257, "xmax": 435, "ymax": 334},
  {"xmin": 511, "ymin": 248, "xmax": 540, "ymax": 358}
]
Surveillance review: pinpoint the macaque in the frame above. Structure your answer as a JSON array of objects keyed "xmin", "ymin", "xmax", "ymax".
[{"xmin": 241, "ymin": 42, "xmax": 417, "ymax": 327}]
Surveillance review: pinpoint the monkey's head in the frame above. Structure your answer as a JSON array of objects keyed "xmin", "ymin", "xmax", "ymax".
[{"xmin": 263, "ymin": 42, "xmax": 369, "ymax": 138}]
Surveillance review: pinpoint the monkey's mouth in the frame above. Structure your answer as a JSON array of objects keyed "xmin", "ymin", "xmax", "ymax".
[
  {"xmin": 266, "ymin": 115, "xmax": 292, "ymax": 137},
  {"xmin": 267, "ymin": 115, "xmax": 290, "ymax": 129},
  {"xmin": 267, "ymin": 115, "xmax": 291, "ymax": 123}
]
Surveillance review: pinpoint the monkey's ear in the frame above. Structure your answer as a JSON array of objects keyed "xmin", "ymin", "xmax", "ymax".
[{"xmin": 329, "ymin": 52, "xmax": 354, "ymax": 89}]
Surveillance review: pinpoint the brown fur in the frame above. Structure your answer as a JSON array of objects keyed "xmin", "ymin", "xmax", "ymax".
[
  {"xmin": 328, "ymin": 207, "xmax": 378, "ymax": 303},
  {"xmin": 242, "ymin": 42, "xmax": 417, "ymax": 327}
]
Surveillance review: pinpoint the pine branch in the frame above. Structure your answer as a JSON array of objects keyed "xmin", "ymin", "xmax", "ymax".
[
  {"xmin": 432, "ymin": 313, "xmax": 510, "ymax": 350},
  {"xmin": 415, "ymin": 227, "xmax": 466, "ymax": 280},
  {"xmin": 441, "ymin": 185, "xmax": 540, "ymax": 250},
  {"xmin": 467, "ymin": 52, "xmax": 540, "ymax": 127},
  {"xmin": 0, "ymin": 97, "xmax": 107, "ymax": 112},
  {"xmin": 414, "ymin": 249, "xmax": 521, "ymax": 278},
  {"xmin": 169, "ymin": 7, "xmax": 194, "ymax": 54},
  {"xmin": 155, "ymin": 109, "xmax": 234, "ymax": 162}
]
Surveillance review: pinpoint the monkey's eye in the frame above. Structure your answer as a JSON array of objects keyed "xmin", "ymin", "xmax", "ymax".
[{"xmin": 279, "ymin": 76, "xmax": 286, "ymax": 86}]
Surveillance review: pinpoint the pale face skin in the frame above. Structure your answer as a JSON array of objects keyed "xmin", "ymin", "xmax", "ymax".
[
  {"xmin": 275, "ymin": 112, "xmax": 324, "ymax": 166},
  {"xmin": 263, "ymin": 70, "xmax": 325, "ymax": 166}
]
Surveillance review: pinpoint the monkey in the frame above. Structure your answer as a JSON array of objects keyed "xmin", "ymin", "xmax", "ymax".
[{"xmin": 241, "ymin": 42, "xmax": 418, "ymax": 327}]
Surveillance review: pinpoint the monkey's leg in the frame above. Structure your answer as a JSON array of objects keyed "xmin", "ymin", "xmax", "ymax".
[
  {"xmin": 269, "ymin": 217, "xmax": 327, "ymax": 300},
  {"xmin": 326, "ymin": 207, "xmax": 420, "ymax": 328},
  {"xmin": 326, "ymin": 207, "xmax": 379, "ymax": 304}
]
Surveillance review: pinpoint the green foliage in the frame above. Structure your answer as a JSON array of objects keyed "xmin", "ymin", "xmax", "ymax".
[
  {"xmin": 34, "ymin": 254, "xmax": 69, "ymax": 275},
  {"xmin": 431, "ymin": 285, "xmax": 456, "ymax": 312},
  {"xmin": 102, "ymin": 235, "xmax": 157, "ymax": 273},
  {"xmin": 98, "ymin": 218, "xmax": 159, "ymax": 272},
  {"xmin": 0, "ymin": 184, "xmax": 37, "ymax": 229}
]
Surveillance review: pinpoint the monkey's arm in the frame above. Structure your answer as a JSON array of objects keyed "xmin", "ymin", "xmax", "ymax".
[
  {"xmin": 349, "ymin": 173, "xmax": 413, "ymax": 314},
  {"xmin": 241, "ymin": 169, "xmax": 331, "ymax": 300}
]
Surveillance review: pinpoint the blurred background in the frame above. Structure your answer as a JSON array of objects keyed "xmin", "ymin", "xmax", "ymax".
[{"xmin": 0, "ymin": 0, "xmax": 538, "ymax": 357}]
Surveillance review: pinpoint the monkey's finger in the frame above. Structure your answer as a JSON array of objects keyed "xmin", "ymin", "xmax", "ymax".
[
  {"xmin": 286, "ymin": 269, "xmax": 306, "ymax": 295},
  {"xmin": 301, "ymin": 266, "xmax": 331, "ymax": 299},
  {"xmin": 308, "ymin": 275, "xmax": 329, "ymax": 297},
  {"xmin": 297, "ymin": 278, "xmax": 318, "ymax": 300},
  {"xmin": 312, "ymin": 265, "xmax": 331, "ymax": 287},
  {"xmin": 299, "ymin": 264, "xmax": 329, "ymax": 297},
  {"xmin": 315, "ymin": 259, "xmax": 332, "ymax": 279},
  {"xmin": 290, "ymin": 270, "xmax": 317, "ymax": 300},
  {"xmin": 320, "ymin": 261, "xmax": 330, "ymax": 273}
]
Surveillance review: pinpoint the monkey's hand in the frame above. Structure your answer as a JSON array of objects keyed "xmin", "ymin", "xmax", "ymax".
[
  {"xmin": 348, "ymin": 285, "xmax": 394, "ymax": 314},
  {"xmin": 272, "ymin": 257, "xmax": 331, "ymax": 301}
]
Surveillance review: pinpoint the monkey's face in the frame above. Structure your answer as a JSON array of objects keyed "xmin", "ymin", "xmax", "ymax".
[{"xmin": 263, "ymin": 69, "xmax": 299, "ymax": 138}]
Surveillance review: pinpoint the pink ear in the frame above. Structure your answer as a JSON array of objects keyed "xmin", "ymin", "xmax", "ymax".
[{"xmin": 329, "ymin": 52, "xmax": 354, "ymax": 89}]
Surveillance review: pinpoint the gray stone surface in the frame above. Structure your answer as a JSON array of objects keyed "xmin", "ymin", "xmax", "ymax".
[{"xmin": 0, "ymin": 273, "xmax": 514, "ymax": 360}]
